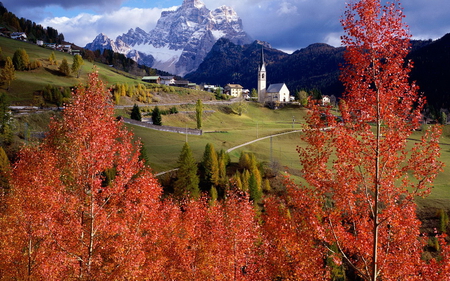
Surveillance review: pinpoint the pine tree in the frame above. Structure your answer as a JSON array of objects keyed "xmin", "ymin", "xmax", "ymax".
[
  {"xmin": 48, "ymin": 51, "xmax": 56, "ymax": 65},
  {"xmin": 130, "ymin": 104, "xmax": 142, "ymax": 121},
  {"xmin": 0, "ymin": 57, "xmax": 15, "ymax": 90},
  {"xmin": 58, "ymin": 57, "xmax": 70, "ymax": 76},
  {"xmin": 202, "ymin": 143, "xmax": 219, "ymax": 187},
  {"xmin": 196, "ymin": 99, "xmax": 203, "ymax": 129},
  {"xmin": 12, "ymin": 48, "xmax": 29, "ymax": 71},
  {"xmin": 174, "ymin": 142, "xmax": 200, "ymax": 199},
  {"xmin": 152, "ymin": 106, "xmax": 162, "ymax": 126}
]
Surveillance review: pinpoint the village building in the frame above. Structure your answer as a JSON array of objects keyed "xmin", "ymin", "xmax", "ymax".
[
  {"xmin": 257, "ymin": 48, "xmax": 290, "ymax": 104},
  {"xmin": 265, "ymin": 83, "xmax": 290, "ymax": 103},
  {"xmin": 160, "ymin": 76, "xmax": 176, "ymax": 85},
  {"xmin": 142, "ymin": 76, "xmax": 161, "ymax": 84},
  {"xmin": 11, "ymin": 32, "xmax": 27, "ymax": 41},
  {"xmin": 224, "ymin": 84, "xmax": 243, "ymax": 97}
]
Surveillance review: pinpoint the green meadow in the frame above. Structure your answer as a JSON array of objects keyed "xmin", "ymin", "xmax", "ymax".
[{"xmin": 128, "ymin": 103, "xmax": 450, "ymax": 206}]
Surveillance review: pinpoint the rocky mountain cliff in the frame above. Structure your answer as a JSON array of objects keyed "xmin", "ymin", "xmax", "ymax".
[{"xmin": 85, "ymin": 0, "xmax": 251, "ymax": 76}]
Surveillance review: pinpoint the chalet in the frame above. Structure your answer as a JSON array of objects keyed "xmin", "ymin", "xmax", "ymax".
[
  {"xmin": 11, "ymin": 32, "xmax": 27, "ymax": 41},
  {"xmin": 160, "ymin": 76, "xmax": 176, "ymax": 85},
  {"xmin": 322, "ymin": 95, "xmax": 331, "ymax": 105},
  {"xmin": 142, "ymin": 76, "xmax": 161, "ymax": 84},
  {"xmin": 174, "ymin": 79, "xmax": 189, "ymax": 88},
  {"xmin": 224, "ymin": 84, "xmax": 243, "ymax": 97}
]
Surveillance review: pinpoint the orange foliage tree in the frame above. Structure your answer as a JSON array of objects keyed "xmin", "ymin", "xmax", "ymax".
[
  {"xmin": 290, "ymin": 0, "xmax": 447, "ymax": 280},
  {"xmin": 0, "ymin": 71, "xmax": 164, "ymax": 279},
  {"xmin": 155, "ymin": 193, "xmax": 264, "ymax": 280}
]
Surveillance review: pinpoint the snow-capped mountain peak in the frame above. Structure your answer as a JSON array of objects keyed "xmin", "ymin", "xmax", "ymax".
[{"xmin": 85, "ymin": 0, "xmax": 251, "ymax": 76}]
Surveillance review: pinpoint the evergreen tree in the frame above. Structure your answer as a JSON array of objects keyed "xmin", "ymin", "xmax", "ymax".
[
  {"xmin": 59, "ymin": 57, "xmax": 70, "ymax": 76},
  {"xmin": 440, "ymin": 111, "xmax": 447, "ymax": 125},
  {"xmin": 1, "ymin": 57, "xmax": 15, "ymax": 90},
  {"xmin": 0, "ymin": 146, "xmax": 10, "ymax": 195},
  {"xmin": 71, "ymin": 54, "xmax": 84, "ymax": 78},
  {"xmin": 130, "ymin": 104, "xmax": 142, "ymax": 121},
  {"xmin": 248, "ymin": 173, "xmax": 262, "ymax": 203},
  {"xmin": 202, "ymin": 143, "xmax": 219, "ymax": 187},
  {"xmin": 218, "ymin": 152, "xmax": 228, "ymax": 187},
  {"xmin": 174, "ymin": 142, "xmax": 200, "ymax": 199},
  {"xmin": 48, "ymin": 51, "xmax": 56, "ymax": 65},
  {"xmin": 12, "ymin": 49, "xmax": 29, "ymax": 71},
  {"xmin": 0, "ymin": 93, "xmax": 10, "ymax": 135},
  {"xmin": 196, "ymin": 99, "xmax": 203, "ymax": 129},
  {"xmin": 152, "ymin": 106, "xmax": 162, "ymax": 126},
  {"xmin": 139, "ymin": 144, "xmax": 150, "ymax": 166}
]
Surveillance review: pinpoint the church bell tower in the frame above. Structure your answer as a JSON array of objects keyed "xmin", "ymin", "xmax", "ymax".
[{"xmin": 257, "ymin": 47, "xmax": 266, "ymax": 103}]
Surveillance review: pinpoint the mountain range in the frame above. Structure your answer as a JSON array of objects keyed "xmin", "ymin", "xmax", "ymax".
[
  {"xmin": 186, "ymin": 35, "xmax": 450, "ymax": 111},
  {"xmin": 85, "ymin": 0, "xmax": 251, "ymax": 76}
]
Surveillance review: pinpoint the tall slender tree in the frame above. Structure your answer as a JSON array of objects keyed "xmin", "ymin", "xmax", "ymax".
[
  {"xmin": 196, "ymin": 99, "xmax": 203, "ymax": 129},
  {"xmin": 292, "ymin": 0, "xmax": 446, "ymax": 280},
  {"xmin": 174, "ymin": 142, "xmax": 200, "ymax": 199},
  {"xmin": 1, "ymin": 57, "xmax": 15, "ymax": 90},
  {"xmin": 202, "ymin": 143, "xmax": 219, "ymax": 187},
  {"xmin": 71, "ymin": 54, "xmax": 84, "ymax": 78},
  {"xmin": 152, "ymin": 106, "xmax": 162, "ymax": 126},
  {"xmin": 0, "ymin": 71, "xmax": 164, "ymax": 279}
]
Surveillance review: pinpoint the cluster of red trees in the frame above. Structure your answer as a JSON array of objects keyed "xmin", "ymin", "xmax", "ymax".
[{"xmin": 1, "ymin": 0, "xmax": 450, "ymax": 280}]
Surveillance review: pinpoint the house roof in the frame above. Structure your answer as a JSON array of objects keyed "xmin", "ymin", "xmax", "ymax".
[
  {"xmin": 267, "ymin": 83, "xmax": 287, "ymax": 93},
  {"xmin": 225, "ymin": 84, "xmax": 243, "ymax": 89},
  {"xmin": 142, "ymin": 76, "xmax": 160, "ymax": 80}
]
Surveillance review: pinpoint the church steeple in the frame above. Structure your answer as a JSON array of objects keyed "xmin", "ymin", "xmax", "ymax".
[{"xmin": 258, "ymin": 46, "xmax": 266, "ymax": 103}]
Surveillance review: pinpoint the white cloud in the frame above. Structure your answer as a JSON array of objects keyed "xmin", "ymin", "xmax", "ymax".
[
  {"xmin": 40, "ymin": 6, "xmax": 177, "ymax": 46},
  {"xmin": 277, "ymin": 1, "xmax": 298, "ymax": 16}
]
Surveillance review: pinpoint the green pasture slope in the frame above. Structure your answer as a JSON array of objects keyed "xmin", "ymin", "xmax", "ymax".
[
  {"xmin": 0, "ymin": 36, "xmax": 142, "ymax": 104},
  {"xmin": 130, "ymin": 103, "xmax": 450, "ymax": 208}
]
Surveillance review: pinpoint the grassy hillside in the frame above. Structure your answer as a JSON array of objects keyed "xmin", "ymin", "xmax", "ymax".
[
  {"xmin": 0, "ymin": 37, "xmax": 140, "ymax": 104},
  {"xmin": 128, "ymin": 103, "xmax": 308, "ymax": 172},
  {"xmin": 0, "ymin": 36, "xmax": 214, "ymax": 105}
]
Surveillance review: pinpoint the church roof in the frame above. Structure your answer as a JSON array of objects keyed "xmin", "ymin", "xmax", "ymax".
[{"xmin": 267, "ymin": 83, "xmax": 287, "ymax": 93}]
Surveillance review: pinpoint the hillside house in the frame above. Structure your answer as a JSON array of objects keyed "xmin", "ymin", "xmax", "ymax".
[
  {"xmin": 160, "ymin": 76, "xmax": 176, "ymax": 85},
  {"xmin": 322, "ymin": 95, "xmax": 331, "ymax": 105},
  {"xmin": 11, "ymin": 32, "xmax": 27, "ymax": 41},
  {"xmin": 224, "ymin": 84, "xmax": 243, "ymax": 97},
  {"xmin": 142, "ymin": 76, "xmax": 161, "ymax": 84}
]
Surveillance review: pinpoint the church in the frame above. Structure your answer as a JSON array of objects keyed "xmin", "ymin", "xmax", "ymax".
[{"xmin": 257, "ymin": 48, "xmax": 290, "ymax": 104}]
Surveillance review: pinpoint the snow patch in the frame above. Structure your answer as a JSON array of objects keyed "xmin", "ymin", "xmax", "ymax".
[
  {"xmin": 211, "ymin": 30, "xmax": 226, "ymax": 40},
  {"xmin": 132, "ymin": 44, "xmax": 183, "ymax": 63}
]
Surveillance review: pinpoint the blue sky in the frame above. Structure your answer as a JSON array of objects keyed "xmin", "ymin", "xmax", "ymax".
[{"xmin": 3, "ymin": 0, "xmax": 450, "ymax": 53}]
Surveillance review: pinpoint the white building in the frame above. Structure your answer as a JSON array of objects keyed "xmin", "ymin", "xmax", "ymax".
[
  {"xmin": 257, "ymin": 48, "xmax": 290, "ymax": 104},
  {"xmin": 266, "ymin": 83, "xmax": 290, "ymax": 103},
  {"xmin": 224, "ymin": 84, "xmax": 243, "ymax": 97}
]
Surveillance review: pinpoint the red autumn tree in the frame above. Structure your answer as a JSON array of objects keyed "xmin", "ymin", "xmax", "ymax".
[
  {"xmin": 0, "ymin": 70, "xmax": 164, "ymax": 279},
  {"xmin": 262, "ymin": 182, "xmax": 328, "ymax": 280},
  {"xmin": 156, "ymin": 192, "xmax": 264, "ymax": 280},
  {"xmin": 293, "ymin": 0, "xmax": 446, "ymax": 280}
]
